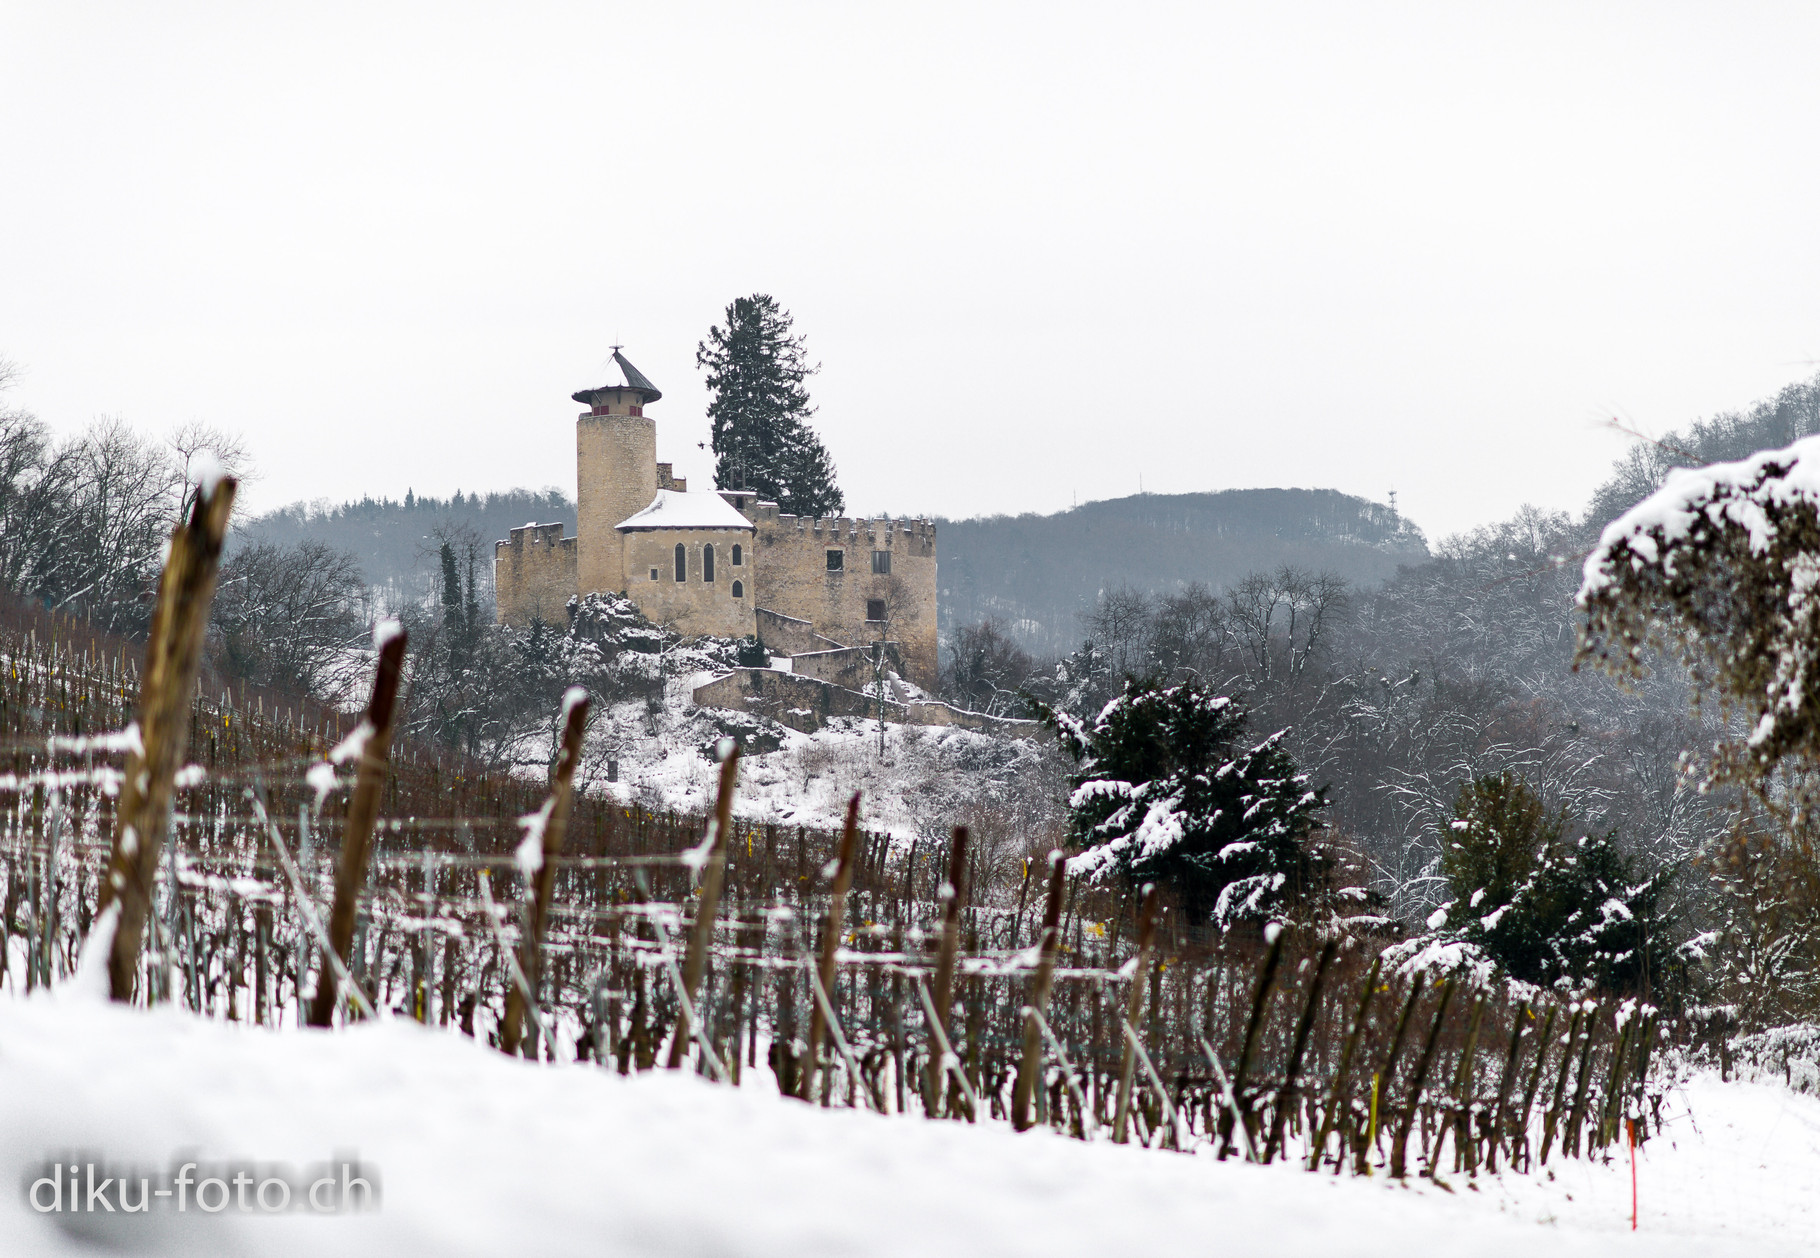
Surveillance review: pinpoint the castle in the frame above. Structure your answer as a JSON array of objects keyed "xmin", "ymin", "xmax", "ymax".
[{"xmin": 494, "ymin": 350, "xmax": 940, "ymax": 689}]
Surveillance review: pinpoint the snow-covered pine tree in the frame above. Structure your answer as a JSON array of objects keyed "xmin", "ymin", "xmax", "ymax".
[
  {"xmin": 1435, "ymin": 773, "xmax": 1680, "ymax": 998},
  {"xmin": 696, "ymin": 294, "xmax": 844, "ymax": 519},
  {"xmin": 1046, "ymin": 677, "xmax": 1327, "ymax": 926}
]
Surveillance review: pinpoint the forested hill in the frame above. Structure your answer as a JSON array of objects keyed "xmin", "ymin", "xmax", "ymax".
[
  {"xmin": 241, "ymin": 489, "xmax": 573, "ymax": 610},
  {"xmin": 935, "ymin": 488, "xmax": 1429, "ymax": 652}
]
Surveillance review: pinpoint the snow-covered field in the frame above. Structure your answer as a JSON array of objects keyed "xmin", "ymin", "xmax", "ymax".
[{"xmin": 2, "ymin": 991, "xmax": 1815, "ymax": 1256}]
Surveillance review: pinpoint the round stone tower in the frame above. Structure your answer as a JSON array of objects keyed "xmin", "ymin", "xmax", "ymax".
[{"xmin": 574, "ymin": 349, "xmax": 661, "ymax": 597}]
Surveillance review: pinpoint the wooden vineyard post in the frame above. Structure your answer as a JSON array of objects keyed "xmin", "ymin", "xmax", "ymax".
[
  {"xmin": 1628, "ymin": 1012, "xmax": 1658, "ymax": 1139},
  {"xmin": 1219, "ymin": 922, "xmax": 1285, "ymax": 1160},
  {"xmin": 97, "ymin": 475, "xmax": 236, "ymax": 1002},
  {"xmin": 1510, "ymin": 1004, "xmax": 1557, "ymax": 1170},
  {"xmin": 922, "ymin": 826, "xmax": 969, "ymax": 1117},
  {"xmin": 1390, "ymin": 970, "xmax": 1457, "ymax": 1179},
  {"xmin": 1539, "ymin": 1005, "xmax": 1584, "ymax": 1165},
  {"xmin": 502, "ymin": 690, "xmax": 592, "ymax": 1057},
  {"xmin": 1113, "ymin": 884, "xmax": 1160, "ymax": 1145},
  {"xmin": 1265, "ymin": 936, "xmax": 1337, "ymax": 1163},
  {"xmin": 1012, "ymin": 850, "xmax": 1068, "ymax": 1132},
  {"xmin": 1485, "ymin": 1002, "xmax": 1530, "ymax": 1173},
  {"xmin": 1596, "ymin": 1015, "xmax": 1635, "ymax": 1150},
  {"xmin": 1444, "ymin": 993, "xmax": 1486, "ymax": 1174},
  {"xmin": 306, "ymin": 625, "xmax": 408, "ymax": 1028},
  {"xmin": 800, "ymin": 793, "xmax": 861, "ymax": 1104},
  {"xmin": 661, "ymin": 741, "xmax": 740, "ymax": 1069},
  {"xmin": 1310, "ymin": 953, "xmax": 1381, "ymax": 1171},
  {"xmin": 1562, "ymin": 1005, "xmax": 1601, "ymax": 1157}
]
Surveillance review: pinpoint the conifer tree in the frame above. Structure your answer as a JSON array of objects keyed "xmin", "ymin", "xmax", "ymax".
[
  {"xmin": 696, "ymin": 294, "xmax": 844, "ymax": 518},
  {"xmin": 1437, "ymin": 773, "xmax": 1680, "ymax": 997},
  {"xmin": 439, "ymin": 540, "xmax": 469, "ymax": 668},
  {"xmin": 1045, "ymin": 676, "xmax": 1327, "ymax": 925}
]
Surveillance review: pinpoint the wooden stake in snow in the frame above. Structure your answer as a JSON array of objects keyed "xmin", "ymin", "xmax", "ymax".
[
  {"xmin": 1310, "ymin": 953, "xmax": 1380, "ymax": 1171},
  {"xmin": 922, "ymin": 825, "xmax": 969, "ymax": 1117},
  {"xmin": 1219, "ymin": 920, "xmax": 1284, "ymax": 1159},
  {"xmin": 502, "ymin": 689, "xmax": 591, "ymax": 1058},
  {"xmin": 1390, "ymin": 970, "xmax": 1456, "ymax": 1179},
  {"xmin": 306, "ymin": 624, "xmax": 407, "ymax": 1028},
  {"xmin": 97, "ymin": 474, "xmax": 236, "ymax": 1003},
  {"xmin": 1265, "ymin": 936, "xmax": 1336, "ymax": 1163},
  {"xmin": 662, "ymin": 739, "xmax": 738, "ymax": 1069},
  {"xmin": 1011, "ymin": 849, "xmax": 1068, "ymax": 1132},
  {"xmin": 800, "ymin": 792, "xmax": 861, "ymax": 1104},
  {"xmin": 1114, "ymin": 885, "xmax": 1161, "ymax": 1145}
]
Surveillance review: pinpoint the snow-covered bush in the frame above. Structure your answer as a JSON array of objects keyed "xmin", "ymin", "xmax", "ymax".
[
  {"xmin": 1045, "ymin": 677, "xmax": 1328, "ymax": 926},
  {"xmin": 1578, "ymin": 434, "xmax": 1820, "ymax": 791},
  {"xmin": 1428, "ymin": 772, "xmax": 1681, "ymax": 998}
]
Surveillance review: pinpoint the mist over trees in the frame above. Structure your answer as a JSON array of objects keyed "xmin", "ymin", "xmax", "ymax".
[
  {"xmin": 243, "ymin": 487, "xmax": 571, "ymax": 614},
  {"xmin": 935, "ymin": 487, "xmax": 1427, "ymax": 654}
]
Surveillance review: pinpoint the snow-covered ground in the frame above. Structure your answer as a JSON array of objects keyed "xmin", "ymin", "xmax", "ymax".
[
  {"xmin": 558, "ymin": 668, "xmax": 1063, "ymax": 842},
  {"xmin": 2, "ymin": 991, "xmax": 1816, "ymax": 1256}
]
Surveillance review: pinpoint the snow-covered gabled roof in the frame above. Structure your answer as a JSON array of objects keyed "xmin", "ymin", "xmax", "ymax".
[{"xmin": 616, "ymin": 490, "xmax": 756, "ymax": 532}]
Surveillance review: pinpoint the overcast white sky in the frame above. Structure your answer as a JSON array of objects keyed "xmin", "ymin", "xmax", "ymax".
[{"xmin": 4, "ymin": 2, "xmax": 1820, "ymax": 540}]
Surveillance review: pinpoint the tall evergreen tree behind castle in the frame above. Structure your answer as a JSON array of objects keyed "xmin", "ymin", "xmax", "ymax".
[{"xmin": 697, "ymin": 294, "xmax": 844, "ymax": 519}]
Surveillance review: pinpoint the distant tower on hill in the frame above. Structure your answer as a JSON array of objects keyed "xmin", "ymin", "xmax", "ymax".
[{"xmin": 574, "ymin": 349, "xmax": 663, "ymax": 596}]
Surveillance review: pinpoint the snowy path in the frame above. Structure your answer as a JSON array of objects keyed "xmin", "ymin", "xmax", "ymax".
[{"xmin": 0, "ymin": 996, "xmax": 1814, "ymax": 1256}]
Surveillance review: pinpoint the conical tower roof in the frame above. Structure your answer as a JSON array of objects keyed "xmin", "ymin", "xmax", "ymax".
[{"xmin": 572, "ymin": 349, "xmax": 662, "ymax": 406}]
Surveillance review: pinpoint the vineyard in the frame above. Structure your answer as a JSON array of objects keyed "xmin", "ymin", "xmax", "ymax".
[{"xmin": 0, "ymin": 483, "xmax": 1672, "ymax": 1187}]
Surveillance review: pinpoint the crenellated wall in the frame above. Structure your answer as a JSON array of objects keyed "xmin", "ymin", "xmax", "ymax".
[
  {"xmin": 742, "ymin": 503, "xmax": 939, "ymax": 688},
  {"xmin": 495, "ymin": 523, "xmax": 578, "ymax": 627}
]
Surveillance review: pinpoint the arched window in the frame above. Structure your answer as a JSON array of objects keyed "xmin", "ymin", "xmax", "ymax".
[
  {"xmin": 674, "ymin": 543, "xmax": 686, "ymax": 582},
  {"xmin": 703, "ymin": 544, "xmax": 715, "ymax": 582},
  {"xmin": 732, "ymin": 543, "xmax": 743, "ymax": 566},
  {"xmin": 732, "ymin": 580, "xmax": 744, "ymax": 599}
]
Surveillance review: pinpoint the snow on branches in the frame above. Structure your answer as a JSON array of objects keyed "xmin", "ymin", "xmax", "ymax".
[
  {"xmin": 1046, "ymin": 677, "xmax": 1326, "ymax": 927},
  {"xmin": 1577, "ymin": 433, "xmax": 1820, "ymax": 787}
]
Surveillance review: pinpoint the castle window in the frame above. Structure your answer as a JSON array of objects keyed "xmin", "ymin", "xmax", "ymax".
[
  {"xmin": 703, "ymin": 544, "xmax": 715, "ymax": 582},
  {"xmin": 650, "ymin": 568, "xmax": 659, "ymax": 581},
  {"xmin": 674, "ymin": 543, "xmax": 686, "ymax": 582},
  {"xmin": 732, "ymin": 580, "xmax": 744, "ymax": 599},
  {"xmin": 826, "ymin": 549, "xmax": 844, "ymax": 572},
  {"xmin": 732, "ymin": 543, "xmax": 743, "ymax": 566},
  {"xmin": 866, "ymin": 599, "xmax": 887, "ymax": 623},
  {"xmin": 871, "ymin": 550, "xmax": 891, "ymax": 575}
]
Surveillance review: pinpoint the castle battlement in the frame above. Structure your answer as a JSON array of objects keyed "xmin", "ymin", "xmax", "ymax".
[
  {"xmin": 736, "ymin": 496, "xmax": 935, "ymax": 542},
  {"xmin": 497, "ymin": 521, "xmax": 571, "ymax": 552}
]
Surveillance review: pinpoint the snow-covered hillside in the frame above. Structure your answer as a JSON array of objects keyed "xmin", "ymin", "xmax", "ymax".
[
  {"xmin": 1, "ymin": 993, "xmax": 1813, "ymax": 1257},
  {"xmin": 569, "ymin": 666, "xmax": 1064, "ymax": 842}
]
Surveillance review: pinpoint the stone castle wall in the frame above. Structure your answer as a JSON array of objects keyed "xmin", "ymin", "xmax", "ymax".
[
  {"xmin": 618, "ymin": 527, "xmax": 756, "ymax": 639},
  {"xmin": 495, "ymin": 523, "xmax": 578, "ymax": 627},
  {"xmin": 745, "ymin": 505, "xmax": 939, "ymax": 688},
  {"xmin": 692, "ymin": 669, "xmax": 1036, "ymax": 737},
  {"xmin": 576, "ymin": 413, "xmax": 656, "ymax": 598}
]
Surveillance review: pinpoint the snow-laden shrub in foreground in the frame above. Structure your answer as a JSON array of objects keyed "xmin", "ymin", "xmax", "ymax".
[{"xmin": 1578, "ymin": 433, "xmax": 1820, "ymax": 787}]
